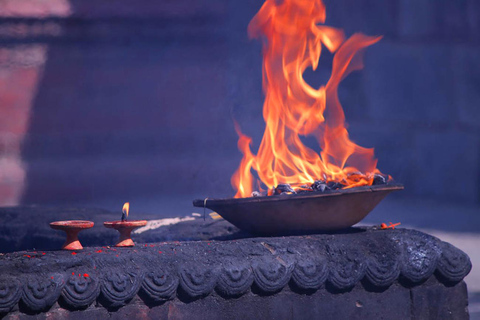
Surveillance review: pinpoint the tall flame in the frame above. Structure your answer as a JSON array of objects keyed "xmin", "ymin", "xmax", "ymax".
[{"xmin": 232, "ymin": 0, "xmax": 383, "ymax": 198}]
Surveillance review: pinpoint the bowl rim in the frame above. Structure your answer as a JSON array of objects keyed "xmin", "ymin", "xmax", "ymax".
[
  {"xmin": 103, "ymin": 220, "xmax": 147, "ymax": 228},
  {"xmin": 194, "ymin": 183, "xmax": 404, "ymax": 207},
  {"xmin": 49, "ymin": 220, "xmax": 94, "ymax": 229}
]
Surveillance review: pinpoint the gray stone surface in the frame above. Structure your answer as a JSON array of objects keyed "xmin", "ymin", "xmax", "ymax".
[
  {"xmin": 5, "ymin": 281, "xmax": 469, "ymax": 320},
  {"xmin": 411, "ymin": 279, "xmax": 469, "ymax": 319},
  {"xmin": 0, "ymin": 225, "xmax": 472, "ymax": 319}
]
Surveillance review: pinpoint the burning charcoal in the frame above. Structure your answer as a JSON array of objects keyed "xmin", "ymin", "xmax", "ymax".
[
  {"xmin": 274, "ymin": 184, "xmax": 296, "ymax": 195},
  {"xmin": 347, "ymin": 172, "xmax": 365, "ymax": 182},
  {"xmin": 251, "ymin": 190, "xmax": 268, "ymax": 197},
  {"xmin": 296, "ymin": 185, "xmax": 313, "ymax": 194},
  {"xmin": 372, "ymin": 173, "xmax": 387, "ymax": 185},
  {"xmin": 327, "ymin": 181, "xmax": 343, "ymax": 190},
  {"xmin": 296, "ymin": 190, "xmax": 311, "ymax": 194},
  {"xmin": 267, "ymin": 187, "xmax": 275, "ymax": 196},
  {"xmin": 311, "ymin": 180, "xmax": 327, "ymax": 192}
]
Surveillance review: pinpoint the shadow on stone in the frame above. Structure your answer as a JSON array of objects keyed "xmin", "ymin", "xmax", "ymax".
[
  {"xmin": 137, "ymin": 290, "xmax": 169, "ymax": 308},
  {"xmin": 360, "ymin": 278, "xmax": 391, "ymax": 293},
  {"xmin": 288, "ymin": 281, "xmax": 319, "ymax": 295}
]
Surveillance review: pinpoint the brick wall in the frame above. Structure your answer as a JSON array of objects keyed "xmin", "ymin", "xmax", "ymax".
[{"xmin": 0, "ymin": 0, "xmax": 478, "ymax": 206}]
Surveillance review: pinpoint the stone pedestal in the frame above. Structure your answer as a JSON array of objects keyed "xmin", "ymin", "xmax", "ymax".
[{"xmin": 0, "ymin": 227, "xmax": 471, "ymax": 319}]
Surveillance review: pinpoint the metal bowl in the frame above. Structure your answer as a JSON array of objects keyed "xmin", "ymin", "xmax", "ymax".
[{"xmin": 193, "ymin": 183, "xmax": 403, "ymax": 235}]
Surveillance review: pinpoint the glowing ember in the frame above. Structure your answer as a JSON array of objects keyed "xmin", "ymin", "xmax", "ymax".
[
  {"xmin": 122, "ymin": 202, "xmax": 130, "ymax": 221},
  {"xmin": 232, "ymin": 0, "xmax": 390, "ymax": 198}
]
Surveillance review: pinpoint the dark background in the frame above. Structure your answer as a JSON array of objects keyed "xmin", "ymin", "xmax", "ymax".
[{"xmin": 0, "ymin": 0, "xmax": 479, "ymax": 219}]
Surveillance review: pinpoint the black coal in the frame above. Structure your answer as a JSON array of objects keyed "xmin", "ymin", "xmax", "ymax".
[{"xmin": 251, "ymin": 173, "xmax": 390, "ymax": 197}]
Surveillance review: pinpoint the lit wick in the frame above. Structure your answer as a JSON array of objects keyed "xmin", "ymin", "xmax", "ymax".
[{"xmin": 121, "ymin": 202, "xmax": 129, "ymax": 222}]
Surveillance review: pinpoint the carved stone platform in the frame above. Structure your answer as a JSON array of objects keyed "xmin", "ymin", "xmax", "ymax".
[{"xmin": 0, "ymin": 227, "xmax": 471, "ymax": 319}]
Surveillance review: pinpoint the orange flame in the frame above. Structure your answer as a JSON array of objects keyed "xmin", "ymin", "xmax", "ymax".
[
  {"xmin": 232, "ymin": 0, "xmax": 383, "ymax": 198},
  {"xmin": 122, "ymin": 202, "xmax": 130, "ymax": 218}
]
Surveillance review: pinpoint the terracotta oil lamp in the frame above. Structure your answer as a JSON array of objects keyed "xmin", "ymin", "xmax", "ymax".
[
  {"xmin": 104, "ymin": 202, "xmax": 147, "ymax": 247},
  {"xmin": 49, "ymin": 220, "xmax": 94, "ymax": 250}
]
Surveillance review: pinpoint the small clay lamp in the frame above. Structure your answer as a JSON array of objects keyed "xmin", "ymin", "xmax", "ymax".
[
  {"xmin": 49, "ymin": 220, "xmax": 94, "ymax": 250},
  {"xmin": 104, "ymin": 202, "xmax": 147, "ymax": 247}
]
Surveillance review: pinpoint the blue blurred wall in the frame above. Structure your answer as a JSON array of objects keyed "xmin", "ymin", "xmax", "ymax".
[{"xmin": 0, "ymin": 0, "xmax": 478, "ymax": 207}]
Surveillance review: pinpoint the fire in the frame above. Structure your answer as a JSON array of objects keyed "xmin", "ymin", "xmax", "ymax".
[
  {"xmin": 122, "ymin": 202, "xmax": 129, "ymax": 219},
  {"xmin": 232, "ymin": 0, "xmax": 384, "ymax": 198}
]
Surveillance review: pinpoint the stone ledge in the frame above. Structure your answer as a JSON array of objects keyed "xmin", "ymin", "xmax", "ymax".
[{"xmin": 0, "ymin": 228, "xmax": 471, "ymax": 315}]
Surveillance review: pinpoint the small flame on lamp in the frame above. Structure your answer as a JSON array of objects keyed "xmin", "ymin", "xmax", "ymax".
[{"xmin": 121, "ymin": 202, "xmax": 130, "ymax": 222}]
